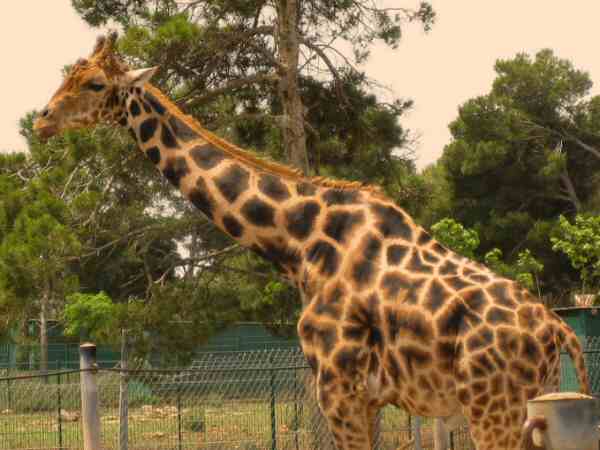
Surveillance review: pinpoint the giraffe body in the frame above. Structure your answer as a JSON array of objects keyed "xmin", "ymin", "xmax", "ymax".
[{"xmin": 34, "ymin": 33, "xmax": 590, "ymax": 450}]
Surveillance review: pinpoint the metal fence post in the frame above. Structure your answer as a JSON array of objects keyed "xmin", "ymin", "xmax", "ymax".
[
  {"xmin": 413, "ymin": 416, "xmax": 422, "ymax": 450},
  {"xmin": 119, "ymin": 330, "xmax": 129, "ymax": 450},
  {"xmin": 373, "ymin": 411, "xmax": 382, "ymax": 448},
  {"xmin": 433, "ymin": 418, "xmax": 448, "ymax": 450},
  {"xmin": 270, "ymin": 354, "xmax": 277, "ymax": 450},
  {"xmin": 80, "ymin": 343, "xmax": 102, "ymax": 450},
  {"xmin": 57, "ymin": 372, "xmax": 64, "ymax": 450},
  {"xmin": 6, "ymin": 368, "xmax": 11, "ymax": 411},
  {"xmin": 293, "ymin": 367, "xmax": 299, "ymax": 450},
  {"xmin": 177, "ymin": 387, "xmax": 183, "ymax": 450}
]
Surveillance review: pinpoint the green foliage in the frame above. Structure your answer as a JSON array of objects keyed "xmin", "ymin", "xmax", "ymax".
[
  {"xmin": 416, "ymin": 162, "xmax": 453, "ymax": 227},
  {"xmin": 4, "ymin": 377, "xmax": 81, "ymax": 413},
  {"xmin": 493, "ymin": 49, "xmax": 592, "ymax": 117},
  {"xmin": 72, "ymin": 0, "xmax": 431, "ymax": 211},
  {"xmin": 60, "ymin": 0, "xmax": 437, "ymax": 346},
  {"xmin": 551, "ymin": 214, "xmax": 600, "ymax": 293},
  {"xmin": 128, "ymin": 380, "xmax": 159, "ymax": 407},
  {"xmin": 2, "ymin": 0, "xmax": 437, "ymax": 357},
  {"xmin": 430, "ymin": 218, "xmax": 479, "ymax": 258},
  {"xmin": 484, "ymin": 248, "xmax": 544, "ymax": 292},
  {"xmin": 515, "ymin": 249, "xmax": 544, "ymax": 292},
  {"xmin": 539, "ymin": 149, "xmax": 566, "ymax": 180},
  {"xmin": 0, "ymin": 137, "xmax": 83, "ymax": 337},
  {"xmin": 0, "ymin": 112, "xmax": 188, "ymax": 356},
  {"xmin": 483, "ymin": 248, "xmax": 506, "ymax": 274},
  {"xmin": 96, "ymin": 373, "xmax": 159, "ymax": 407},
  {"xmin": 63, "ymin": 292, "xmax": 118, "ymax": 342},
  {"xmin": 430, "ymin": 219, "xmax": 544, "ymax": 292},
  {"xmin": 438, "ymin": 49, "xmax": 600, "ymax": 296}
]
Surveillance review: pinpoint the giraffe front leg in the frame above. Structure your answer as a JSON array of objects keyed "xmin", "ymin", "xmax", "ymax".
[
  {"xmin": 456, "ymin": 372, "xmax": 534, "ymax": 450},
  {"xmin": 316, "ymin": 372, "xmax": 377, "ymax": 450}
]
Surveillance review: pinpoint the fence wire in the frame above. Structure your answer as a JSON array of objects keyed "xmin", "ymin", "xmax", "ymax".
[
  {"xmin": 1, "ymin": 345, "xmax": 532, "ymax": 450},
  {"xmin": 560, "ymin": 335, "xmax": 600, "ymax": 393}
]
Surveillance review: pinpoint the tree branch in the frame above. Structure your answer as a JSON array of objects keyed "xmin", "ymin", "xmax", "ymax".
[
  {"xmin": 216, "ymin": 264, "xmax": 295, "ymax": 287},
  {"xmin": 562, "ymin": 130, "xmax": 600, "ymax": 161},
  {"xmin": 76, "ymin": 224, "xmax": 165, "ymax": 259},
  {"xmin": 248, "ymin": 41, "xmax": 286, "ymax": 73},
  {"xmin": 178, "ymin": 244, "xmax": 242, "ymax": 267},
  {"xmin": 181, "ymin": 73, "xmax": 278, "ymax": 108},
  {"xmin": 298, "ymin": 37, "xmax": 349, "ymax": 105},
  {"xmin": 520, "ymin": 116, "xmax": 600, "ymax": 161}
]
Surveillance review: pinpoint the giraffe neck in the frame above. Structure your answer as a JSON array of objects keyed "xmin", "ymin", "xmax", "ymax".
[{"xmin": 121, "ymin": 83, "xmax": 316, "ymax": 279}]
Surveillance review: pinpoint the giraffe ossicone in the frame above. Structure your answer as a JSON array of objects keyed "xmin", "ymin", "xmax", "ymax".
[{"xmin": 33, "ymin": 33, "xmax": 590, "ymax": 450}]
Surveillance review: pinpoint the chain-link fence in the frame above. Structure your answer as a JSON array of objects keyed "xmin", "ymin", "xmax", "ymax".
[
  {"xmin": 0, "ymin": 347, "xmax": 477, "ymax": 450},
  {"xmin": 15, "ymin": 333, "xmax": 600, "ymax": 450},
  {"xmin": 0, "ymin": 342, "xmax": 121, "ymax": 371},
  {"xmin": 561, "ymin": 335, "xmax": 600, "ymax": 393}
]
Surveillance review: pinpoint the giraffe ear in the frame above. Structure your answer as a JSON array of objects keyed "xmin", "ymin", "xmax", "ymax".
[{"xmin": 124, "ymin": 67, "xmax": 158, "ymax": 87}]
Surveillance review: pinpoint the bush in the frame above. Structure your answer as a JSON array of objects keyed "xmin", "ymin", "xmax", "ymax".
[
  {"xmin": 96, "ymin": 376, "xmax": 158, "ymax": 408},
  {"xmin": 1, "ymin": 377, "xmax": 80, "ymax": 413},
  {"xmin": 129, "ymin": 379, "xmax": 159, "ymax": 407}
]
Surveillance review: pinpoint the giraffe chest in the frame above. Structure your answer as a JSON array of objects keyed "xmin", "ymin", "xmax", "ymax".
[{"xmin": 376, "ymin": 353, "xmax": 461, "ymax": 417}]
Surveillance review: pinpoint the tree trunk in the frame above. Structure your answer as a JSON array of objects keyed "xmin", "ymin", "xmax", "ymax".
[
  {"xmin": 275, "ymin": 0, "xmax": 310, "ymax": 175},
  {"xmin": 40, "ymin": 291, "xmax": 49, "ymax": 376},
  {"xmin": 560, "ymin": 171, "xmax": 582, "ymax": 212}
]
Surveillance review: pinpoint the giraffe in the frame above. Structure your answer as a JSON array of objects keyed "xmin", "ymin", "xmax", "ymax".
[{"xmin": 33, "ymin": 33, "xmax": 590, "ymax": 450}]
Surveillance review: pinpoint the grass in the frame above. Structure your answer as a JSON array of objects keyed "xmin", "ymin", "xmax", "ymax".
[
  {"xmin": 1, "ymin": 400, "xmax": 331, "ymax": 450},
  {"xmin": 0, "ymin": 371, "xmax": 473, "ymax": 450},
  {"xmin": 0, "ymin": 401, "xmax": 473, "ymax": 450}
]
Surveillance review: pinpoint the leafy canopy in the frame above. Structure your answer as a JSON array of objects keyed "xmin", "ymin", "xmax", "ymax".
[
  {"xmin": 436, "ymin": 49, "xmax": 600, "ymax": 296},
  {"xmin": 551, "ymin": 215, "xmax": 600, "ymax": 293},
  {"xmin": 430, "ymin": 218, "xmax": 479, "ymax": 258},
  {"xmin": 431, "ymin": 218, "xmax": 543, "ymax": 292},
  {"xmin": 63, "ymin": 292, "xmax": 119, "ymax": 343}
]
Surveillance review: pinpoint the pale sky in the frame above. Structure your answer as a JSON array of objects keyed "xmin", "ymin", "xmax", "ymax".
[{"xmin": 3, "ymin": 1, "xmax": 600, "ymax": 170}]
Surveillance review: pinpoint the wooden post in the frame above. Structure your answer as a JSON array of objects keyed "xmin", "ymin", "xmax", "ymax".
[
  {"xmin": 80, "ymin": 343, "xmax": 102, "ymax": 450},
  {"xmin": 433, "ymin": 418, "xmax": 448, "ymax": 450}
]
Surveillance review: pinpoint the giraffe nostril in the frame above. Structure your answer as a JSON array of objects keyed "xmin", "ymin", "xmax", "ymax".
[{"xmin": 40, "ymin": 107, "xmax": 50, "ymax": 118}]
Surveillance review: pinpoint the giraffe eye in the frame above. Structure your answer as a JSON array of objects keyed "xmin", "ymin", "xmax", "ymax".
[{"xmin": 85, "ymin": 82, "xmax": 105, "ymax": 92}]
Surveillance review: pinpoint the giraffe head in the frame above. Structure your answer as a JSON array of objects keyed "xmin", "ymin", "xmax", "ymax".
[{"xmin": 34, "ymin": 32, "xmax": 157, "ymax": 140}]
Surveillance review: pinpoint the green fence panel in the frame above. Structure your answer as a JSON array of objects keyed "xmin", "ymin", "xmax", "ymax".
[{"xmin": 0, "ymin": 343, "xmax": 14, "ymax": 367}]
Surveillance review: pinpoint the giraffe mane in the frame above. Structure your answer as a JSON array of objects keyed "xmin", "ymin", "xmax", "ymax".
[{"xmin": 144, "ymin": 84, "xmax": 385, "ymax": 196}]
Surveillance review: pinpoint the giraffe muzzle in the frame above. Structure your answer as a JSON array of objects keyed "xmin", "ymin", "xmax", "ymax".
[
  {"xmin": 33, "ymin": 123, "xmax": 58, "ymax": 142},
  {"xmin": 33, "ymin": 105, "xmax": 61, "ymax": 141},
  {"xmin": 33, "ymin": 110, "xmax": 59, "ymax": 141}
]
